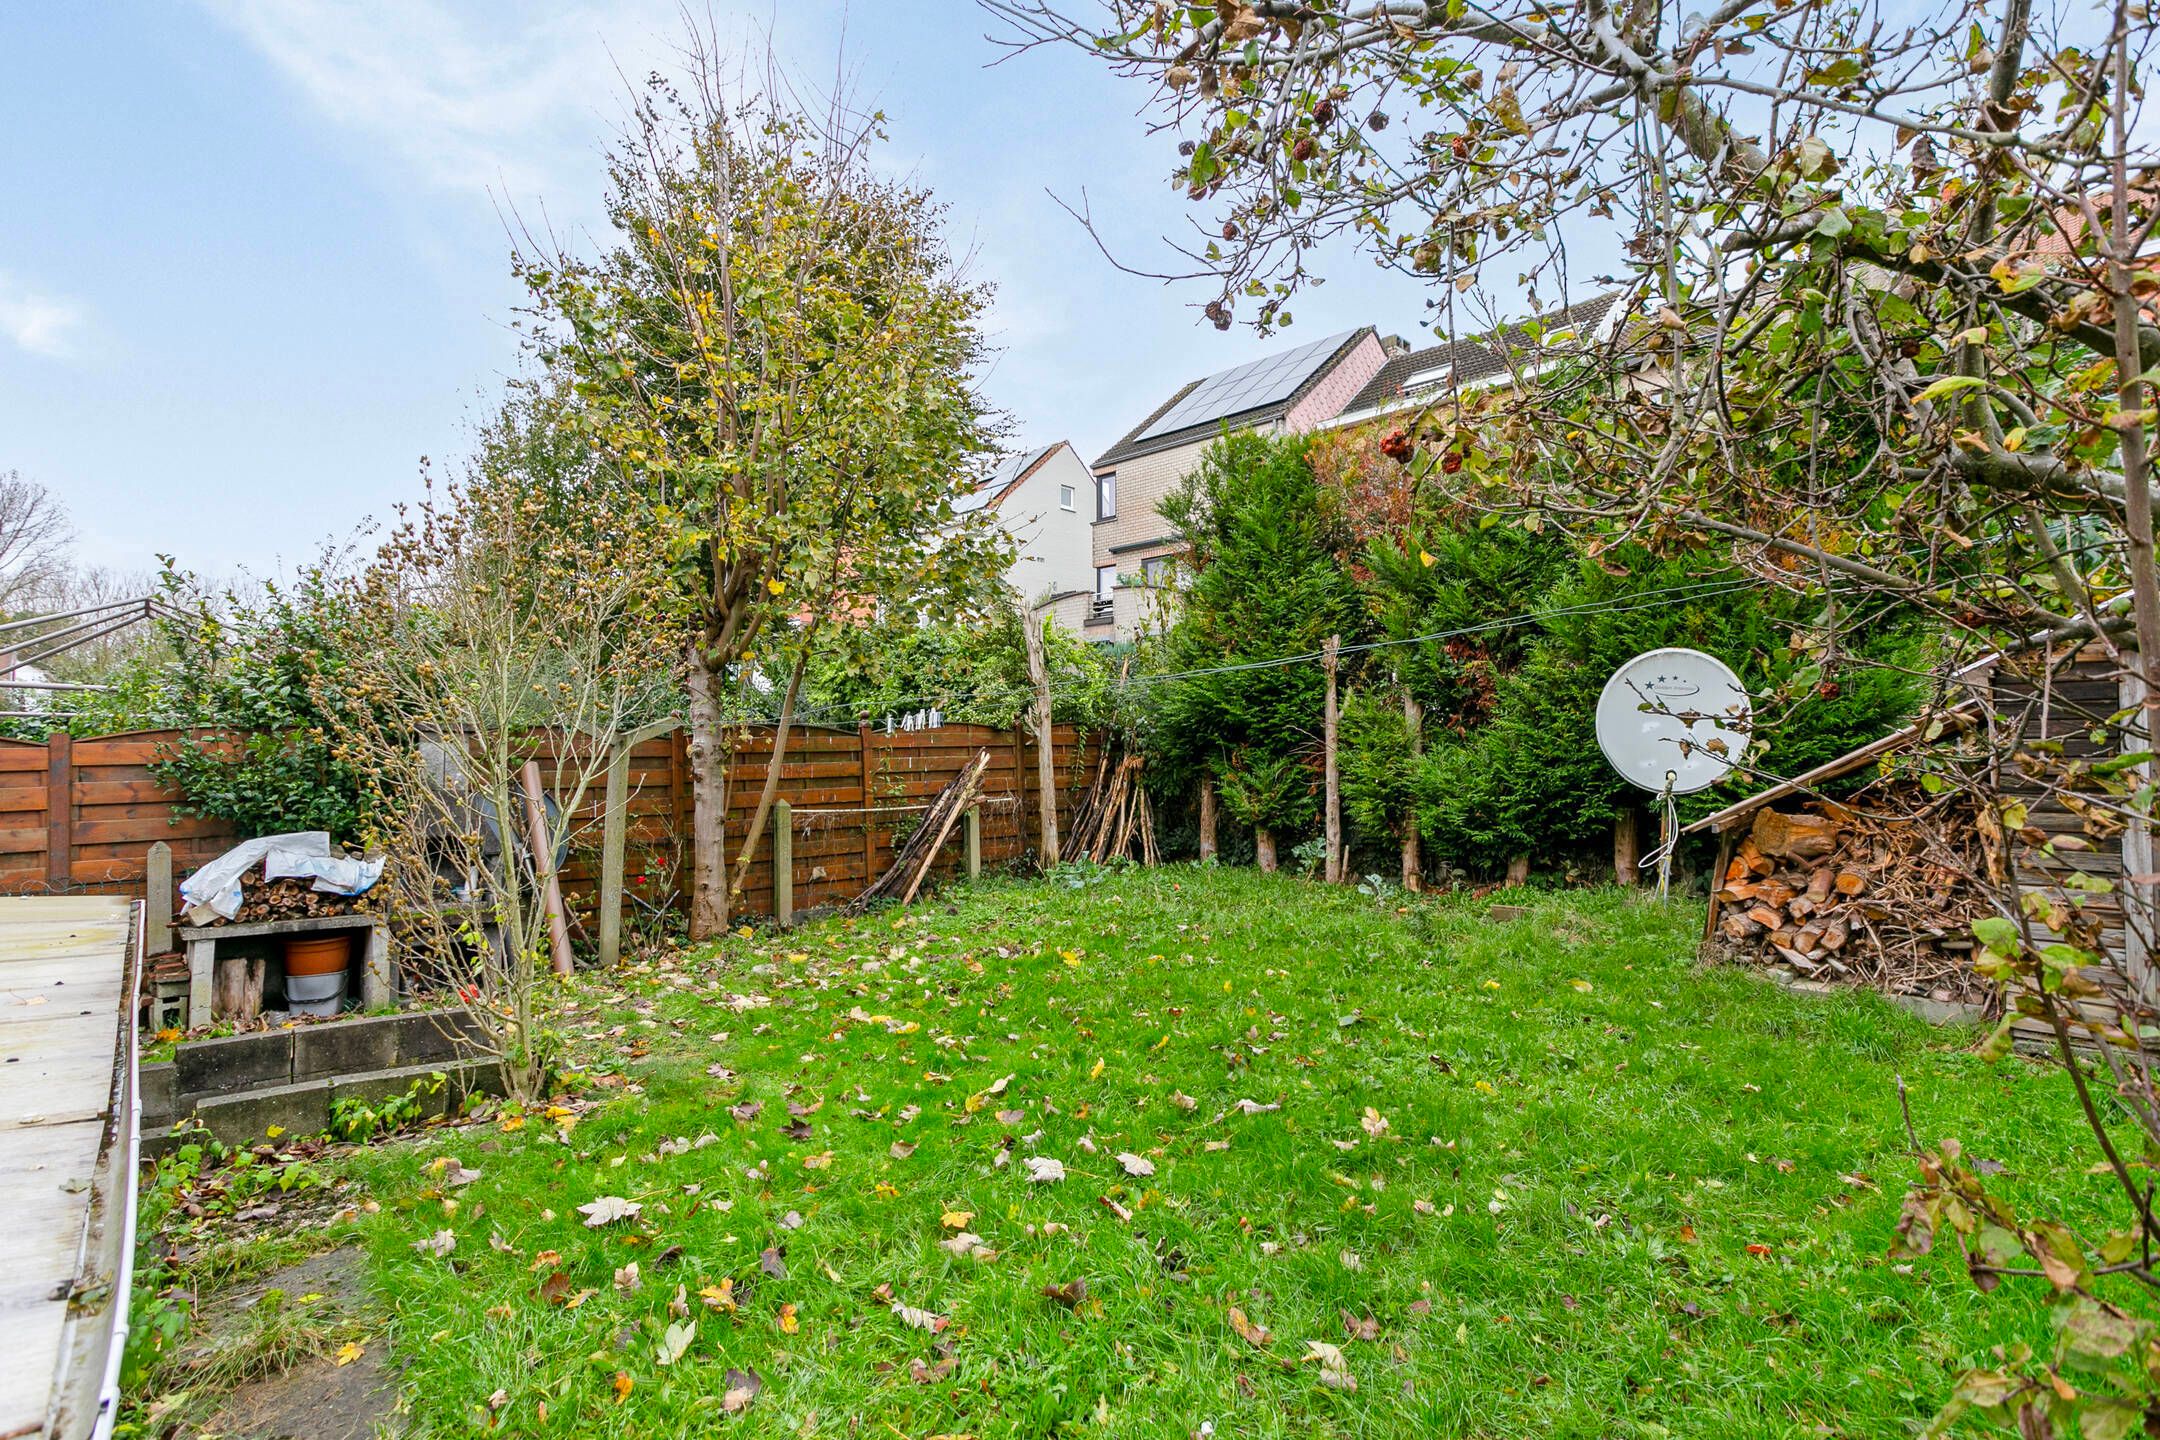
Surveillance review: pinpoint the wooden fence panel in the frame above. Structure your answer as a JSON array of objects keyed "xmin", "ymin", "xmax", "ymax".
[{"xmin": 0, "ymin": 723, "xmax": 1102, "ymax": 935}]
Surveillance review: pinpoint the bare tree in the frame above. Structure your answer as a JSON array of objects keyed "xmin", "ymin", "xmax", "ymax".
[
  {"xmin": 0, "ymin": 470, "xmax": 72, "ymax": 611},
  {"xmin": 317, "ymin": 461, "xmax": 677, "ymax": 1104}
]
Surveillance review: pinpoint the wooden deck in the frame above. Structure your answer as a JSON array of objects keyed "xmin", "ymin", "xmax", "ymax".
[{"xmin": 0, "ymin": 896, "xmax": 135, "ymax": 1440}]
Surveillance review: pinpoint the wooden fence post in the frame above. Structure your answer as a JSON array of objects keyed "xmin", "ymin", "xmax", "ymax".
[
  {"xmin": 858, "ymin": 722, "xmax": 878, "ymax": 888},
  {"xmin": 146, "ymin": 841, "xmax": 173, "ymax": 954},
  {"xmin": 1323, "ymin": 636, "xmax": 1342, "ymax": 884},
  {"xmin": 1402, "ymin": 690, "xmax": 1423, "ymax": 893},
  {"xmin": 1614, "ymin": 809, "xmax": 1641, "ymax": 887},
  {"xmin": 1023, "ymin": 611, "xmax": 1059, "ymax": 867},
  {"xmin": 46, "ymin": 730, "xmax": 71, "ymax": 889},
  {"xmin": 1197, "ymin": 777, "xmax": 1218, "ymax": 861},
  {"xmin": 964, "ymin": 805, "xmax": 981, "ymax": 879},
  {"xmin": 773, "ymin": 799, "xmax": 793, "ymax": 927},
  {"xmin": 598, "ymin": 745, "xmax": 632, "ymax": 969}
]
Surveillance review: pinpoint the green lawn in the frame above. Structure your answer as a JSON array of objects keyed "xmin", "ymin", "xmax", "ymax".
[{"xmin": 135, "ymin": 866, "xmax": 2111, "ymax": 1437}]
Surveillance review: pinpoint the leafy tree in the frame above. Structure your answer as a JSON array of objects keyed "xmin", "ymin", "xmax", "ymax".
[
  {"xmin": 1415, "ymin": 548, "xmax": 1923, "ymax": 874},
  {"xmin": 786, "ymin": 608, "xmax": 1117, "ymax": 731},
  {"xmin": 147, "ymin": 564, "xmax": 369, "ymax": 843},
  {"xmin": 1150, "ymin": 431, "xmax": 1365, "ymax": 867},
  {"xmin": 519, "ymin": 52, "xmax": 1009, "ymax": 936}
]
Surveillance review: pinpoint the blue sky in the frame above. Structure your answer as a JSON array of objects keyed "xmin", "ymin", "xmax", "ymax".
[{"xmin": 0, "ymin": 2, "xmax": 1579, "ymax": 583}]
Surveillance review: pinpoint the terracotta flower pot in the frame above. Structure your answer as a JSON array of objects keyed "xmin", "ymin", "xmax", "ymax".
[{"xmin": 284, "ymin": 935, "xmax": 351, "ymax": 977}]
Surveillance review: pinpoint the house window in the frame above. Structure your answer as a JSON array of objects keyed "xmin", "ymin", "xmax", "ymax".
[
  {"xmin": 1059, "ymin": 484, "xmax": 1076, "ymax": 511},
  {"xmin": 1097, "ymin": 472, "xmax": 1117, "ymax": 521},
  {"xmin": 1095, "ymin": 565, "xmax": 1118, "ymax": 602},
  {"xmin": 1141, "ymin": 555, "xmax": 1178, "ymax": 587}
]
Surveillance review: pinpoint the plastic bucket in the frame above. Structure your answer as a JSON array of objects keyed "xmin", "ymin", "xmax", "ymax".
[
  {"xmin": 285, "ymin": 968, "xmax": 348, "ymax": 1016},
  {"xmin": 285, "ymin": 935, "xmax": 351, "ymax": 977}
]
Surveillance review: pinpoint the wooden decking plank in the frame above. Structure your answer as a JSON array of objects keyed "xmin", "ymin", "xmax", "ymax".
[{"xmin": 0, "ymin": 898, "xmax": 129, "ymax": 1440}]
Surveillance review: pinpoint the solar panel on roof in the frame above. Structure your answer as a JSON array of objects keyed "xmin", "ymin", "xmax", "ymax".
[{"xmin": 1134, "ymin": 330, "xmax": 1358, "ymax": 443}]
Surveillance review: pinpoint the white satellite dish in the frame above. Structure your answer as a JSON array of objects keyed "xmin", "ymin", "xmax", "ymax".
[
  {"xmin": 1596, "ymin": 647, "xmax": 1753, "ymax": 796},
  {"xmin": 1597, "ymin": 647, "xmax": 1753, "ymax": 899}
]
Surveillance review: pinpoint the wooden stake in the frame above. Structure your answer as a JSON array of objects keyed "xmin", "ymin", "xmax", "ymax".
[
  {"xmin": 1323, "ymin": 636, "xmax": 1342, "ymax": 884},
  {"xmin": 521, "ymin": 760, "xmax": 574, "ymax": 977},
  {"xmin": 1197, "ymin": 776, "xmax": 1218, "ymax": 861},
  {"xmin": 1401, "ymin": 690, "xmax": 1422, "ymax": 893},
  {"xmin": 1614, "ymin": 808, "xmax": 1641, "ymax": 887},
  {"xmin": 1023, "ymin": 609, "xmax": 1060, "ymax": 867},
  {"xmin": 773, "ymin": 799, "xmax": 793, "ymax": 927}
]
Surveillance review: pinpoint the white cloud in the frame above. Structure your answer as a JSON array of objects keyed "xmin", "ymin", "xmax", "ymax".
[
  {"xmin": 0, "ymin": 273, "xmax": 84, "ymax": 358},
  {"xmin": 199, "ymin": 0, "xmax": 686, "ymax": 206}
]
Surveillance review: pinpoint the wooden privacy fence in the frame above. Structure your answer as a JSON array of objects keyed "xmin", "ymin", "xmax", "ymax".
[{"xmin": 2, "ymin": 721, "xmax": 1100, "ymax": 937}]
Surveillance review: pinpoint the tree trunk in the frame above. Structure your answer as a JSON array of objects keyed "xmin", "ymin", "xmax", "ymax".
[
  {"xmin": 1255, "ymin": 826, "xmax": 1278, "ymax": 873},
  {"xmin": 520, "ymin": 760, "xmax": 574, "ymax": 976},
  {"xmin": 1614, "ymin": 808, "xmax": 1641, "ymax": 887},
  {"xmin": 1197, "ymin": 776, "xmax": 1218, "ymax": 861},
  {"xmin": 727, "ymin": 635, "xmax": 815, "ymax": 906},
  {"xmin": 1323, "ymin": 635, "xmax": 1342, "ymax": 883},
  {"xmin": 685, "ymin": 643, "xmax": 728, "ymax": 940},
  {"xmin": 1506, "ymin": 854, "xmax": 1530, "ymax": 886}
]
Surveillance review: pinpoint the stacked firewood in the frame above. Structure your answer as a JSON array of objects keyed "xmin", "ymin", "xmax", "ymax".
[
  {"xmin": 1714, "ymin": 789, "xmax": 1992, "ymax": 1001},
  {"xmin": 1062, "ymin": 751, "xmax": 1158, "ymax": 866},
  {"xmin": 229, "ymin": 871, "xmax": 361, "ymax": 923}
]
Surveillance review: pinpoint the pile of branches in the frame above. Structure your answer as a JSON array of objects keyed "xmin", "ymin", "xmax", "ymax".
[
  {"xmin": 230, "ymin": 872, "xmax": 361, "ymax": 924},
  {"xmin": 1713, "ymin": 784, "xmax": 1993, "ymax": 1004},
  {"xmin": 1062, "ymin": 750, "xmax": 1158, "ymax": 865},
  {"xmin": 851, "ymin": 749, "xmax": 993, "ymax": 911}
]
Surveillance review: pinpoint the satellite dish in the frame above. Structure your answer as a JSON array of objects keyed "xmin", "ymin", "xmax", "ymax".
[{"xmin": 1595, "ymin": 647, "xmax": 1752, "ymax": 796}]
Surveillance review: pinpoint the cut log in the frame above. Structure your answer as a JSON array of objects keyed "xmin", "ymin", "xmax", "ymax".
[
  {"xmin": 213, "ymin": 952, "xmax": 265, "ymax": 1024},
  {"xmin": 1745, "ymin": 905, "xmax": 1783, "ymax": 930},
  {"xmin": 1834, "ymin": 869, "xmax": 1868, "ymax": 896},
  {"xmin": 1750, "ymin": 808, "xmax": 1841, "ymax": 862}
]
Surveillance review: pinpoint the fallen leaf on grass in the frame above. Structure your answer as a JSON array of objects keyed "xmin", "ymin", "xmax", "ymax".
[
  {"xmin": 890, "ymin": 1141, "xmax": 917, "ymax": 1160},
  {"xmin": 730, "ymin": 1101, "xmax": 763, "ymax": 1123},
  {"xmin": 578, "ymin": 1196, "xmax": 640, "ymax": 1228},
  {"xmin": 614, "ymin": 1261, "xmax": 640, "ymax": 1295},
  {"xmin": 1233, "ymin": 1099, "xmax": 1280, "ymax": 1115},
  {"xmin": 1228, "ymin": 1303, "xmax": 1271, "ymax": 1348},
  {"xmin": 1043, "ymin": 1279, "xmax": 1088, "ymax": 1309},
  {"xmin": 940, "ymin": 1232, "xmax": 993, "ymax": 1258},
  {"xmin": 892, "ymin": 1299, "xmax": 950, "ymax": 1333},
  {"xmin": 412, "ymin": 1229, "xmax": 456, "ymax": 1257},
  {"xmin": 656, "ymin": 1319, "xmax": 695, "ymax": 1366},
  {"xmin": 1338, "ymin": 1249, "xmax": 1362, "ymax": 1271},
  {"xmin": 612, "ymin": 1372, "xmax": 634, "ymax": 1404},
  {"xmin": 941, "ymin": 1210, "xmax": 974, "ymax": 1229},
  {"xmin": 1341, "ymin": 1310, "xmax": 1380, "ymax": 1341},
  {"xmin": 720, "ymin": 1367, "xmax": 762, "ymax": 1412},
  {"xmin": 485, "ymin": 1387, "xmax": 507, "ymax": 1410},
  {"xmin": 778, "ymin": 1210, "xmax": 805, "ymax": 1230},
  {"xmin": 1024, "ymin": 1156, "xmax": 1066, "ymax": 1184},
  {"xmin": 803, "ymin": 1150, "xmax": 834, "ymax": 1170},
  {"xmin": 335, "ymin": 1341, "xmax": 364, "ymax": 1367},
  {"xmin": 759, "ymin": 1246, "xmax": 788, "ymax": 1280},
  {"xmin": 1360, "ymin": 1108, "xmax": 1390, "ymax": 1138},
  {"xmin": 778, "ymin": 1302, "xmax": 800, "ymax": 1334},
  {"xmin": 910, "ymin": 1355, "xmax": 957, "ymax": 1384},
  {"xmin": 1116, "ymin": 1152, "xmax": 1155, "ymax": 1178},
  {"xmin": 1170, "ymin": 1091, "xmax": 1198, "ymax": 1111}
]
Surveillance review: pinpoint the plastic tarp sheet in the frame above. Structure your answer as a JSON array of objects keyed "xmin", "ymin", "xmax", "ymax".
[{"xmin": 180, "ymin": 831, "xmax": 384, "ymax": 925}]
